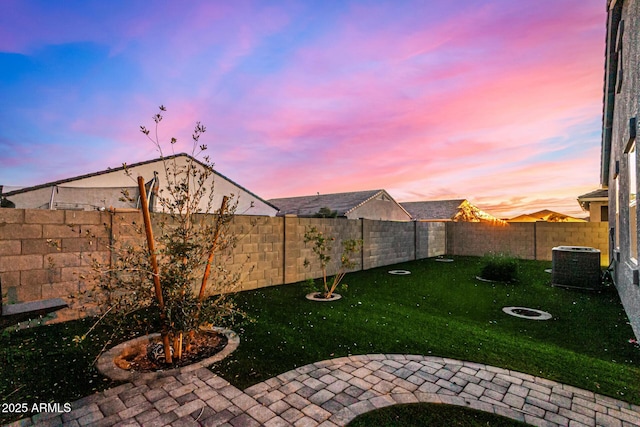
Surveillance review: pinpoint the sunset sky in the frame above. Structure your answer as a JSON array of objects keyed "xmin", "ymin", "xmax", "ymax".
[{"xmin": 0, "ymin": 0, "xmax": 606, "ymax": 218}]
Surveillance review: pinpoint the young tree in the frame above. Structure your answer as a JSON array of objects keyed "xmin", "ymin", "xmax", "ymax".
[
  {"xmin": 303, "ymin": 226, "xmax": 362, "ymax": 299},
  {"xmin": 90, "ymin": 106, "xmax": 243, "ymax": 363}
]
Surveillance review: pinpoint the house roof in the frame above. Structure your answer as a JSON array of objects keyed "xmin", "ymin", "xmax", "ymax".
[
  {"xmin": 507, "ymin": 214, "xmax": 541, "ymax": 222},
  {"xmin": 268, "ymin": 189, "xmax": 404, "ymax": 217},
  {"xmin": 577, "ymin": 188, "xmax": 608, "ymax": 212},
  {"xmin": 577, "ymin": 188, "xmax": 608, "ymax": 200},
  {"xmin": 1, "ymin": 153, "xmax": 278, "ymax": 211},
  {"xmin": 401, "ymin": 199, "xmax": 505, "ymax": 224},
  {"xmin": 508, "ymin": 210, "xmax": 585, "ymax": 222},
  {"xmin": 401, "ymin": 199, "xmax": 466, "ymax": 221}
]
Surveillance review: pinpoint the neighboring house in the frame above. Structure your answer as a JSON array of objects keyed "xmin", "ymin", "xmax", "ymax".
[
  {"xmin": 600, "ymin": 0, "xmax": 640, "ymax": 339},
  {"xmin": 268, "ymin": 189, "xmax": 412, "ymax": 221},
  {"xmin": 401, "ymin": 199, "xmax": 505, "ymax": 224},
  {"xmin": 577, "ymin": 188, "xmax": 609, "ymax": 222},
  {"xmin": 0, "ymin": 153, "xmax": 278, "ymax": 216},
  {"xmin": 507, "ymin": 210, "xmax": 586, "ymax": 223}
]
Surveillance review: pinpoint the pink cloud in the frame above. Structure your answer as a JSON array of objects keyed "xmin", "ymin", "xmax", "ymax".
[
  {"xmin": 228, "ymin": 1, "xmax": 603, "ymax": 209},
  {"xmin": 0, "ymin": 0, "xmax": 606, "ymax": 220}
]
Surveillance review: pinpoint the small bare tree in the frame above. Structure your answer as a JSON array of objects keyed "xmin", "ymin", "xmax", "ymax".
[
  {"xmin": 303, "ymin": 226, "xmax": 362, "ymax": 299},
  {"xmin": 88, "ymin": 106, "xmax": 244, "ymax": 363}
]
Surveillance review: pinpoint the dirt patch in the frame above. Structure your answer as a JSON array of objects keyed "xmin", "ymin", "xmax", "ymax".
[
  {"xmin": 115, "ymin": 331, "xmax": 228, "ymax": 372},
  {"xmin": 512, "ymin": 308, "xmax": 542, "ymax": 317}
]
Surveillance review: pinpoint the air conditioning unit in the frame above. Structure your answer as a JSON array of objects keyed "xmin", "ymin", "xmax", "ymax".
[{"xmin": 551, "ymin": 246, "xmax": 601, "ymax": 290}]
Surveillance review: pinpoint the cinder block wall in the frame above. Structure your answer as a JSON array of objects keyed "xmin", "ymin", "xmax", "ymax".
[
  {"xmin": 447, "ymin": 222, "xmax": 535, "ymax": 258},
  {"xmin": 446, "ymin": 222, "xmax": 609, "ymax": 264},
  {"xmin": 226, "ymin": 215, "xmax": 285, "ymax": 292},
  {"xmin": 0, "ymin": 209, "xmax": 448, "ymax": 324},
  {"xmin": 284, "ymin": 217, "xmax": 362, "ymax": 284},
  {"xmin": 0, "ymin": 209, "xmax": 111, "ymax": 322},
  {"xmin": 423, "ymin": 222, "xmax": 447, "ymax": 257},
  {"xmin": 363, "ymin": 219, "xmax": 415, "ymax": 269},
  {"xmin": 1, "ymin": 208, "xmax": 611, "ymax": 325},
  {"xmin": 535, "ymin": 222, "xmax": 609, "ymax": 264}
]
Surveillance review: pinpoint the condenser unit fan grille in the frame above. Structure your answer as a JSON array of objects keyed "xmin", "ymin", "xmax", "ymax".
[{"xmin": 551, "ymin": 246, "xmax": 601, "ymax": 290}]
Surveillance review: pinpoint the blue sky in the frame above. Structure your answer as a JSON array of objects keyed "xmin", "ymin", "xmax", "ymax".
[{"xmin": 0, "ymin": 0, "xmax": 606, "ymax": 217}]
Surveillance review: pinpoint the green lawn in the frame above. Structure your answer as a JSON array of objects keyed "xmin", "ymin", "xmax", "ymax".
[
  {"xmin": 214, "ymin": 256, "xmax": 640, "ymax": 400},
  {"xmin": 347, "ymin": 403, "xmax": 529, "ymax": 426},
  {"xmin": 1, "ymin": 256, "xmax": 639, "ymax": 425}
]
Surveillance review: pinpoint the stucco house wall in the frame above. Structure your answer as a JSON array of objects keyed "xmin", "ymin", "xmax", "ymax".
[
  {"xmin": 603, "ymin": 0, "xmax": 640, "ymax": 338},
  {"xmin": 588, "ymin": 201, "xmax": 609, "ymax": 222},
  {"xmin": 347, "ymin": 197, "xmax": 412, "ymax": 221},
  {"xmin": 5, "ymin": 186, "xmax": 133, "ymax": 211},
  {"xmin": 577, "ymin": 189, "xmax": 609, "ymax": 222},
  {"xmin": 3, "ymin": 154, "xmax": 278, "ymax": 216}
]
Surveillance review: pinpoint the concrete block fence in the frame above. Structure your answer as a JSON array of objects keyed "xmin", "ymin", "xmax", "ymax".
[
  {"xmin": 0, "ymin": 207, "xmax": 610, "ymax": 324},
  {"xmin": 446, "ymin": 221, "xmax": 610, "ymax": 265},
  {"xmin": 0, "ymin": 209, "xmax": 446, "ymax": 323}
]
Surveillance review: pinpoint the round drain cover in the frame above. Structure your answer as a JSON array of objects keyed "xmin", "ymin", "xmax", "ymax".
[
  {"xmin": 388, "ymin": 270, "xmax": 411, "ymax": 275},
  {"xmin": 502, "ymin": 306, "xmax": 552, "ymax": 320}
]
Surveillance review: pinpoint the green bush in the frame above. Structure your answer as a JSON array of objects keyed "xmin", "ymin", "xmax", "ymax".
[{"xmin": 480, "ymin": 253, "xmax": 518, "ymax": 282}]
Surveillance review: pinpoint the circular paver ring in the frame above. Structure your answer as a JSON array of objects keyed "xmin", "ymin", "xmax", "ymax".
[
  {"xmin": 306, "ymin": 292, "xmax": 342, "ymax": 301},
  {"xmin": 97, "ymin": 326, "xmax": 239, "ymax": 382},
  {"xmin": 388, "ymin": 270, "xmax": 411, "ymax": 275},
  {"xmin": 502, "ymin": 306, "xmax": 552, "ymax": 320}
]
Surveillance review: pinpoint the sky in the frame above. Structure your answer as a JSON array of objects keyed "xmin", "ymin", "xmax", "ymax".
[{"xmin": 0, "ymin": 0, "xmax": 607, "ymax": 218}]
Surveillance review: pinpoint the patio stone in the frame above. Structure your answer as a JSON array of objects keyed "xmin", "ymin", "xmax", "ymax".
[
  {"xmin": 268, "ymin": 400, "xmax": 291, "ymax": 415},
  {"xmin": 201, "ymin": 409, "xmax": 233, "ymax": 426},
  {"xmin": 205, "ymin": 395, "xmax": 232, "ymax": 412},
  {"xmin": 281, "ymin": 408, "xmax": 304, "ymax": 424},
  {"xmin": 320, "ymin": 399, "xmax": 345, "ymax": 414},
  {"xmin": 117, "ymin": 401, "xmax": 153, "ymax": 420},
  {"xmin": 325, "ymin": 380, "xmax": 350, "ymax": 394},
  {"xmin": 263, "ymin": 417, "xmax": 293, "ymax": 427},
  {"xmin": 508, "ymin": 383, "xmax": 529, "ymax": 398},
  {"xmin": 301, "ymin": 404, "xmax": 332, "ymax": 422},
  {"xmin": 134, "ymin": 409, "xmax": 160, "ymax": 424},
  {"xmin": 309, "ymin": 390, "xmax": 335, "ymax": 406},
  {"xmin": 502, "ymin": 393, "xmax": 526, "ymax": 409},
  {"xmin": 245, "ymin": 405, "xmax": 277, "ymax": 424},
  {"xmin": 231, "ymin": 394, "xmax": 259, "ymax": 411},
  {"xmin": 172, "ymin": 399, "xmax": 205, "ymax": 418},
  {"xmin": 153, "ymin": 397, "xmax": 180, "ymax": 414},
  {"xmin": 284, "ymin": 393, "xmax": 312, "ymax": 410},
  {"xmin": 462, "ymin": 382, "xmax": 485, "ymax": 398},
  {"xmin": 229, "ymin": 413, "xmax": 261, "ymax": 427},
  {"xmin": 9, "ymin": 354, "xmax": 640, "ymax": 427}
]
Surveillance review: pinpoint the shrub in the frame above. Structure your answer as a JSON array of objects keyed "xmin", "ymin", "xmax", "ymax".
[
  {"xmin": 82, "ymin": 106, "xmax": 245, "ymax": 363},
  {"xmin": 303, "ymin": 226, "xmax": 362, "ymax": 298},
  {"xmin": 480, "ymin": 253, "xmax": 519, "ymax": 282}
]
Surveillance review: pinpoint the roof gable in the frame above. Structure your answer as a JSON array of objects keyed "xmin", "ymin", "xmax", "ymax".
[
  {"xmin": 2, "ymin": 153, "xmax": 278, "ymax": 211},
  {"xmin": 268, "ymin": 190, "xmax": 385, "ymax": 217},
  {"xmin": 508, "ymin": 210, "xmax": 585, "ymax": 222},
  {"xmin": 577, "ymin": 189, "xmax": 608, "ymax": 200},
  {"xmin": 401, "ymin": 199, "xmax": 505, "ymax": 224},
  {"xmin": 401, "ymin": 199, "xmax": 466, "ymax": 221}
]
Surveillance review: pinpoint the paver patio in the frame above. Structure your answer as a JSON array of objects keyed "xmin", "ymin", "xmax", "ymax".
[{"xmin": 5, "ymin": 354, "xmax": 640, "ymax": 427}]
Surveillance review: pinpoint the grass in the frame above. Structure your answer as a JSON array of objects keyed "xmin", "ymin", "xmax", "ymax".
[
  {"xmin": 1, "ymin": 256, "xmax": 639, "ymax": 425},
  {"xmin": 347, "ymin": 403, "xmax": 529, "ymax": 426}
]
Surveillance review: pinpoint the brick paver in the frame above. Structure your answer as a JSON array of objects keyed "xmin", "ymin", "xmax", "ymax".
[{"xmin": 5, "ymin": 355, "xmax": 640, "ymax": 427}]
